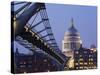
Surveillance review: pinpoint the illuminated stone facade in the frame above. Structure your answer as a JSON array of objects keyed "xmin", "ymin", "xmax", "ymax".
[{"xmin": 62, "ymin": 18, "xmax": 82, "ymax": 57}]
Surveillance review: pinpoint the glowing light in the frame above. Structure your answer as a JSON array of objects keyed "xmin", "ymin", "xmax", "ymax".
[
  {"xmin": 80, "ymin": 62, "xmax": 83, "ymax": 65},
  {"xmin": 75, "ymin": 51, "xmax": 79, "ymax": 54},
  {"xmin": 44, "ymin": 42, "xmax": 47, "ymax": 45},
  {"xmin": 47, "ymin": 45, "xmax": 49, "ymax": 48},
  {"xmin": 35, "ymin": 35, "xmax": 39, "ymax": 40},
  {"xmin": 13, "ymin": 16, "xmax": 16, "ymax": 20},
  {"xmin": 40, "ymin": 39, "xmax": 43, "ymax": 42},
  {"xmin": 79, "ymin": 67, "xmax": 83, "ymax": 69},
  {"xmin": 90, "ymin": 48, "xmax": 97, "ymax": 52},
  {"xmin": 75, "ymin": 63, "xmax": 78, "ymax": 65},
  {"xmin": 32, "ymin": 33, "xmax": 35, "ymax": 36},
  {"xmin": 29, "ymin": 30, "xmax": 35, "ymax": 36},
  {"xmin": 68, "ymin": 58, "xmax": 74, "ymax": 68},
  {"xmin": 90, "ymin": 48, "xmax": 94, "ymax": 50},
  {"xmin": 44, "ymin": 59, "xmax": 47, "ymax": 62},
  {"xmin": 80, "ymin": 40, "xmax": 82, "ymax": 44},
  {"xmin": 91, "ymin": 58, "xmax": 93, "ymax": 61},
  {"xmin": 79, "ymin": 58, "xmax": 83, "ymax": 61},
  {"xmin": 50, "ymin": 47, "xmax": 52, "ymax": 50},
  {"xmin": 13, "ymin": 16, "xmax": 17, "ymax": 33},
  {"xmin": 84, "ymin": 62, "xmax": 87, "ymax": 65},
  {"xmin": 24, "ymin": 26, "xmax": 29, "ymax": 32},
  {"xmin": 13, "ymin": 21, "xmax": 17, "ymax": 32}
]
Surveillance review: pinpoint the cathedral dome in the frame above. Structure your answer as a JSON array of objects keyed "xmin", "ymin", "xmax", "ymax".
[
  {"xmin": 62, "ymin": 18, "xmax": 82, "ymax": 53},
  {"xmin": 65, "ymin": 18, "xmax": 79, "ymax": 37},
  {"xmin": 68, "ymin": 25, "xmax": 78, "ymax": 34}
]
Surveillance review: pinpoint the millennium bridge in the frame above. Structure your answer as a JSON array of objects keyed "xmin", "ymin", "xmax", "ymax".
[{"xmin": 11, "ymin": 2, "xmax": 67, "ymax": 73}]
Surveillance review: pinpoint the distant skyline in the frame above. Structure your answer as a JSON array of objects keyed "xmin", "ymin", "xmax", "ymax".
[
  {"xmin": 45, "ymin": 3, "xmax": 97, "ymax": 49},
  {"xmin": 14, "ymin": 3, "xmax": 97, "ymax": 53}
]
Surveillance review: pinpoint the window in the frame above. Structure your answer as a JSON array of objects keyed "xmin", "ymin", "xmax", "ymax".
[
  {"xmin": 89, "ymin": 62, "xmax": 93, "ymax": 65},
  {"xmin": 71, "ymin": 42, "xmax": 75, "ymax": 49},
  {"xmin": 76, "ymin": 67, "xmax": 79, "ymax": 69},
  {"xmin": 91, "ymin": 58, "xmax": 93, "ymax": 61},
  {"xmin": 84, "ymin": 62, "xmax": 87, "ymax": 65},
  {"xmin": 80, "ymin": 67, "xmax": 83, "ymax": 69},
  {"xmin": 75, "ymin": 63, "xmax": 78, "ymax": 65},
  {"xmin": 75, "ymin": 51, "xmax": 79, "ymax": 54},
  {"xmin": 91, "ymin": 62, "xmax": 93, "ymax": 65},
  {"xmin": 64, "ymin": 43, "xmax": 68, "ymax": 49},
  {"xmin": 80, "ymin": 62, "xmax": 83, "ymax": 65},
  {"xmin": 89, "ymin": 55, "xmax": 91, "ymax": 57},
  {"xmin": 84, "ymin": 66, "xmax": 87, "ymax": 69},
  {"xmin": 44, "ymin": 59, "xmax": 47, "ymax": 62},
  {"xmin": 80, "ymin": 55, "xmax": 82, "ymax": 57},
  {"xmin": 20, "ymin": 65, "xmax": 25, "ymax": 68},
  {"xmin": 80, "ymin": 58, "xmax": 83, "ymax": 61}
]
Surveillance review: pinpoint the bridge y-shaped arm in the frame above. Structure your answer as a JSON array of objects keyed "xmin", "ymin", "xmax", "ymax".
[{"xmin": 11, "ymin": 3, "xmax": 45, "ymax": 37}]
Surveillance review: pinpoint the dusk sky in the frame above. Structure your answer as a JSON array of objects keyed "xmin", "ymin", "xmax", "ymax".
[
  {"xmin": 14, "ymin": 2, "xmax": 97, "ymax": 53},
  {"xmin": 45, "ymin": 3, "xmax": 97, "ymax": 49}
]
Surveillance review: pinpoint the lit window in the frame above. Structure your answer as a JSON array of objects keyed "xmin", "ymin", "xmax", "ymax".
[
  {"xmin": 80, "ymin": 58, "xmax": 83, "ymax": 61},
  {"xmin": 76, "ymin": 67, "xmax": 78, "ymax": 69},
  {"xmin": 20, "ymin": 65, "xmax": 25, "ymax": 68},
  {"xmin": 84, "ymin": 62, "xmax": 87, "ymax": 65},
  {"xmin": 84, "ymin": 66, "xmax": 87, "ymax": 69},
  {"xmin": 89, "ymin": 58, "xmax": 93, "ymax": 61},
  {"xmin": 75, "ymin": 51, "xmax": 79, "ymax": 54},
  {"xmin": 75, "ymin": 63, "xmax": 78, "ymax": 65},
  {"xmin": 80, "ymin": 67, "xmax": 83, "ymax": 69},
  {"xmin": 91, "ymin": 58, "xmax": 93, "ymax": 61},
  {"xmin": 89, "ymin": 55, "xmax": 91, "ymax": 57},
  {"xmin": 89, "ymin": 62, "xmax": 92, "ymax": 65},
  {"xmin": 91, "ymin": 62, "xmax": 93, "ymax": 64},
  {"xmin": 44, "ymin": 59, "xmax": 47, "ymax": 62},
  {"xmin": 80, "ymin": 62, "xmax": 83, "ymax": 65},
  {"xmin": 80, "ymin": 55, "xmax": 82, "ymax": 57}
]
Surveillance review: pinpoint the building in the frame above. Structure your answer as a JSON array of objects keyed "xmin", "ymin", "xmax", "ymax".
[
  {"xmin": 62, "ymin": 18, "xmax": 82, "ymax": 57},
  {"xmin": 62, "ymin": 18, "xmax": 97, "ymax": 70},
  {"xmin": 90, "ymin": 44, "xmax": 97, "ymax": 52},
  {"xmin": 74, "ymin": 46, "xmax": 97, "ymax": 70},
  {"xmin": 62, "ymin": 18, "xmax": 82, "ymax": 69},
  {"xmin": 14, "ymin": 48, "xmax": 61, "ymax": 73}
]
